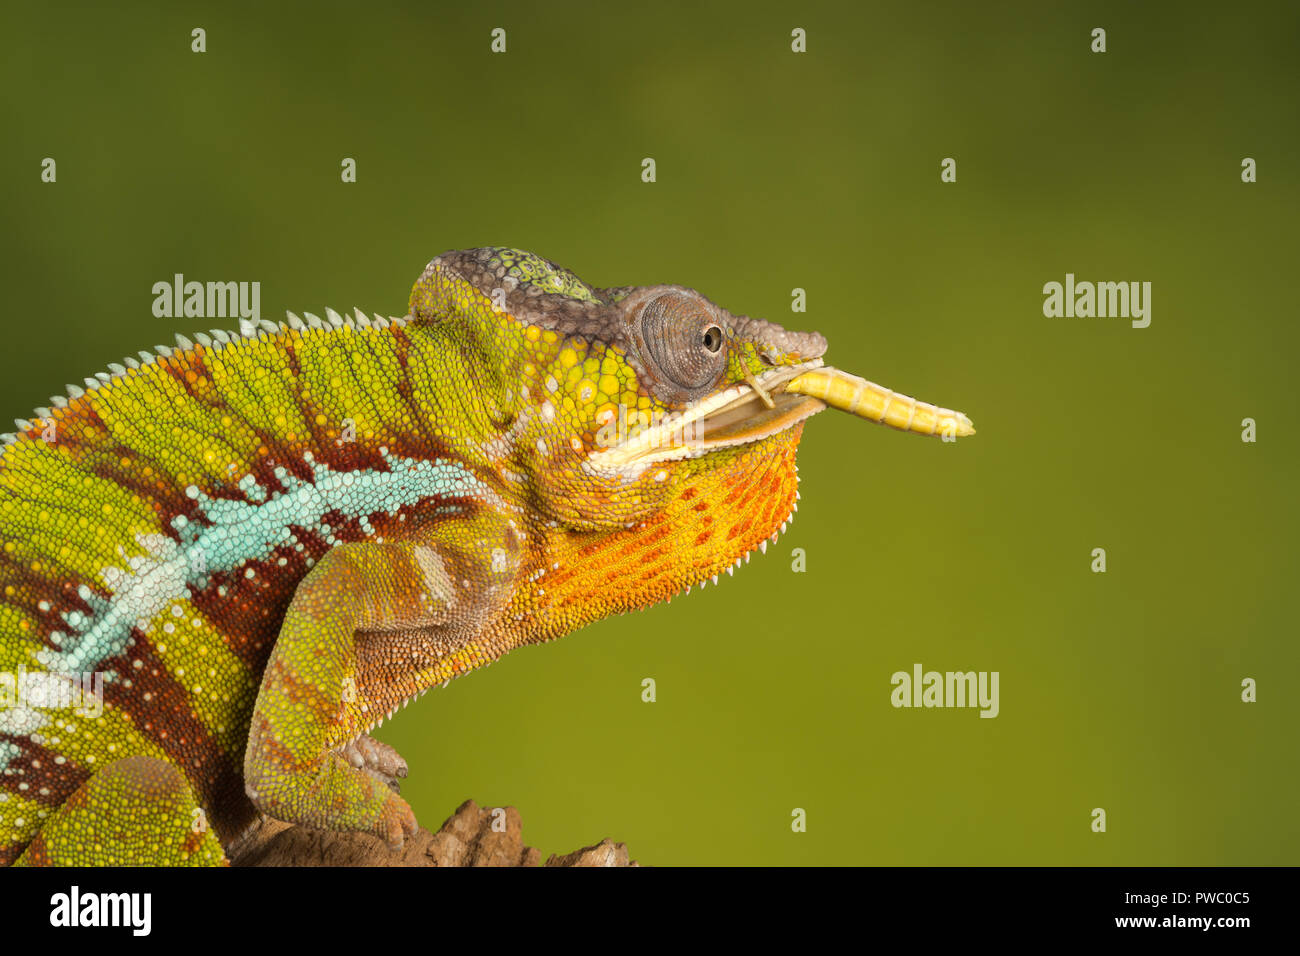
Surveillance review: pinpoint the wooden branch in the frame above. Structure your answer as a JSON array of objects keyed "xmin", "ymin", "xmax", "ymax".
[{"xmin": 229, "ymin": 799, "xmax": 638, "ymax": 867}]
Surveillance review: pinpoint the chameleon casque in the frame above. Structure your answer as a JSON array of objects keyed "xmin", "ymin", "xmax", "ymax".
[{"xmin": 0, "ymin": 247, "xmax": 974, "ymax": 865}]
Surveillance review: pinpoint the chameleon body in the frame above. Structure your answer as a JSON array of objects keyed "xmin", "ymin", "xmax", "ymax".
[{"xmin": 0, "ymin": 247, "xmax": 973, "ymax": 865}]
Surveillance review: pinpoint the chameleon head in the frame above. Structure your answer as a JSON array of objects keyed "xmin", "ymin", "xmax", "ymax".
[
  {"xmin": 409, "ymin": 248, "xmax": 974, "ymax": 546},
  {"xmin": 573, "ymin": 283, "xmax": 976, "ymax": 529}
]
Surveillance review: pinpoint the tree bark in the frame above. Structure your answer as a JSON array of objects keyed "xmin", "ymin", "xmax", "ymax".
[{"xmin": 229, "ymin": 799, "xmax": 638, "ymax": 867}]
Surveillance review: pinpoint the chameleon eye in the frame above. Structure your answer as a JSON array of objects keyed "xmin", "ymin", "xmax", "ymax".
[{"xmin": 639, "ymin": 293, "xmax": 728, "ymax": 393}]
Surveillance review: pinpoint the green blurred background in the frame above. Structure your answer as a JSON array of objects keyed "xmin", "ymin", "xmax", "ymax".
[{"xmin": 4, "ymin": 1, "xmax": 1297, "ymax": 864}]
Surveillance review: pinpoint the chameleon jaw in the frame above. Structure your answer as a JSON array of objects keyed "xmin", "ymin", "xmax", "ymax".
[
  {"xmin": 583, "ymin": 356, "xmax": 977, "ymax": 476},
  {"xmin": 584, "ymin": 360, "xmax": 829, "ymax": 473}
]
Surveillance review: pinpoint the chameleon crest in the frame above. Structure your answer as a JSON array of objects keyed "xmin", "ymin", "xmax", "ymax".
[{"xmin": 0, "ymin": 247, "xmax": 973, "ymax": 864}]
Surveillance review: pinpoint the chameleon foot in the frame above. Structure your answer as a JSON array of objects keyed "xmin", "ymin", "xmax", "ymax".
[
  {"xmin": 336, "ymin": 734, "xmax": 409, "ymax": 792},
  {"xmin": 375, "ymin": 791, "xmax": 419, "ymax": 849}
]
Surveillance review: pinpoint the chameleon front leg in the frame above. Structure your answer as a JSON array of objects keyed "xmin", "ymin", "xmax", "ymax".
[{"xmin": 244, "ymin": 523, "xmax": 518, "ymax": 848}]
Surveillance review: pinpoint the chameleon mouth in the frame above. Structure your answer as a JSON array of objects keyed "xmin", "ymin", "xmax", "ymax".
[
  {"xmin": 585, "ymin": 359, "xmax": 977, "ymax": 473},
  {"xmin": 586, "ymin": 360, "xmax": 829, "ymax": 471}
]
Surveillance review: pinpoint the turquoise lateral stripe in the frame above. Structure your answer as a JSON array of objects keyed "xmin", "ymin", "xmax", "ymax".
[{"xmin": 32, "ymin": 453, "xmax": 488, "ymax": 677}]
